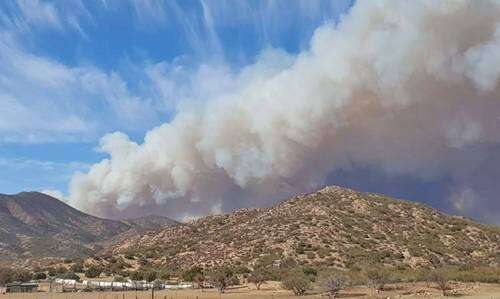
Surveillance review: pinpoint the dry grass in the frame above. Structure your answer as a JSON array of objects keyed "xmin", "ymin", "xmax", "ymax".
[{"xmin": 2, "ymin": 282, "xmax": 500, "ymax": 299}]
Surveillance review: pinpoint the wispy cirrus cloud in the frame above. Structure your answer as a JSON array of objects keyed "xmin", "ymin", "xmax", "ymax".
[
  {"xmin": 0, "ymin": 0, "xmax": 92, "ymax": 35},
  {"xmin": 0, "ymin": 1, "xmax": 348, "ymax": 145},
  {"xmin": 0, "ymin": 32, "xmax": 160, "ymax": 143}
]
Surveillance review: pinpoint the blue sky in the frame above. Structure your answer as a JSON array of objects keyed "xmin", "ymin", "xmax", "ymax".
[
  {"xmin": 2, "ymin": 1, "xmax": 499, "ymax": 225},
  {"xmin": 0, "ymin": 0, "xmax": 353, "ymax": 194}
]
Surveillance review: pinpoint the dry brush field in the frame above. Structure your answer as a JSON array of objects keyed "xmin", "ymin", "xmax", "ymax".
[{"xmin": 2, "ymin": 282, "xmax": 500, "ymax": 299}]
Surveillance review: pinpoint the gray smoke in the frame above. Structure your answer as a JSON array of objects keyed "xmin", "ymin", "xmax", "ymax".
[{"xmin": 67, "ymin": 0, "xmax": 500, "ymax": 222}]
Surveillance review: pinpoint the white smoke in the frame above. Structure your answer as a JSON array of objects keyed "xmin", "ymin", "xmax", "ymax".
[{"xmin": 68, "ymin": 0, "xmax": 500, "ymax": 222}]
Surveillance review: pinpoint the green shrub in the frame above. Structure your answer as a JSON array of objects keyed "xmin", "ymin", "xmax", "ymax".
[
  {"xmin": 85, "ymin": 266, "xmax": 102, "ymax": 278},
  {"xmin": 0, "ymin": 268, "xmax": 14, "ymax": 286},
  {"xmin": 70, "ymin": 263, "xmax": 84, "ymax": 273},
  {"xmin": 130, "ymin": 271, "xmax": 144, "ymax": 281},
  {"xmin": 124, "ymin": 253, "xmax": 135, "ymax": 260},
  {"xmin": 33, "ymin": 272, "xmax": 47, "ymax": 280},
  {"xmin": 58, "ymin": 272, "xmax": 80, "ymax": 282},
  {"xmin": 182, "ymin": 267, "xmax": 204, "ymax": 282},
  {"xmin": 144, "ymin": 271, "xmax": 158, "ymax": 282},
  {"xmin": 13, "ymin": 270, "xmax": 33, "ymax": 282}
]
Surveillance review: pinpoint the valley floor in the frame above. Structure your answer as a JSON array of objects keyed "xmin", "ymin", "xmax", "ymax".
[{"xmin": 2, "ymin": 282, "xmax": 500, "ymax": 299}]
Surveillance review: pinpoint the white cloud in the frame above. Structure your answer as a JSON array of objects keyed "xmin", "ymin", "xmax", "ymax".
[
  {"xmin": 0, "ymin": 33, "xmax": 159, "ymax": 143},
  {"xmin": 15, "ymin": 0, "xmax": 61, "ymax": 30},
  {"xmin": 67, "ymin": 0, "xmax": 500, "ymax": 222},
  {"xmin": 0, "ymin": 0, "xmax": 92, "ymax": 35},
  {"xmin": 41, "ymin": 189, "xmax": 64, "ymax": 200}
]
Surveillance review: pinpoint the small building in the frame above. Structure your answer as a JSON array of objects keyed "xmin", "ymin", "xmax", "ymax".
[{"xmin": 6, "ymin": 283, "xmax": 38, "ymax": 293}]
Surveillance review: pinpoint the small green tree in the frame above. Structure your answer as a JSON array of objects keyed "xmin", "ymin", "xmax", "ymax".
[
  {"xmin": 182, "ymin": 266, "xmax": 204, "ymax": 282},
  {"xmin": 33, "ymin": 272, "xmax": 47, "ymax": 280},
  {"xmin": 55, "ymin": 266, "xmax": 68, "ymax": 274},
  {"xmin": 114, "ymin": 276, "xmax": 126, "ymax": 282},
  {"xmin": 130, "ymin": 271, "xmax": 144, "ymax": 281},
  {"xmin": 281, "ymin": 269, "xmax": 311, "ymax": 296},
  {"xmin": 70, "ymin": 263, "xmax": 84, "ymax": 273},
  {"xmin": 85, "ymin": 266, "xmax": 102, "ymax": 278},
  {"xmin": 13, "ymin": 270, "xmax": 33, "ymax": 282},
  {"xmin": 208, "ymin": 267, "xmax": 237, "ymax": 294},
  {"xmin": 47, "ymin": 267, "xmax": 57, "ymax": 277},
  {"xmin": 0, "ymin": 268, "xmax": 14, "ymax": 286},
  {"xmin": 58, "ymin": 272, "xmax": 80, "ymax": 282},
  {"xmin": 144, "ymin": 271, "xmax": 158, "ymax": 282}
]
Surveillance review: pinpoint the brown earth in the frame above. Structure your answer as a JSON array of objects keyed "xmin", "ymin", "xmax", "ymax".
[
  {"xmin": 0, "ymin": 192, "xmax": 180, "ymax": 264},
  {"xmin": 2, "ymin": 282, "xmax": 500, "ymax": 299},
  {"xmin": 107, "ymin": 186, "xmax": 500, "ymax": 270}
]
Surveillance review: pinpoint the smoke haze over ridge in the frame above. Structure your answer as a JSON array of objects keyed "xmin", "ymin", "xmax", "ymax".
[{"xmin": 67, "ymin": 0, "xmax": 500, "ymax": 223}]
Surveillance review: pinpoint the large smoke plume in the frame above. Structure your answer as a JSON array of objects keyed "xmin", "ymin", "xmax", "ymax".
[{"xmin": 68, "ymin": 0, "xmax": 500, "ymax": 222}]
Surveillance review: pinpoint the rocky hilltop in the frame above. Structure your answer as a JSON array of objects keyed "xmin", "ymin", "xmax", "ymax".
[{"xmin": 108, "ymin": 186, "xmax": 500, "ymax": 270}]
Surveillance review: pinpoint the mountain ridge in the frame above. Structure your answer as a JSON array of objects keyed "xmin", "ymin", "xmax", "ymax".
[
  {"xmin": 105, "ymin": 186, "xmax": 500, "ymax": 270},
  {"xmin": 0, "ymin": 192, "xmax": 179, "ymax": 263},
  {"xmin": 1, "ymin": 187, "xmax": 499, "ymax": 271}
]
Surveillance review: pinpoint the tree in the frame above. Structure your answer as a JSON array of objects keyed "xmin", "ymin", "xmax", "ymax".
[
  {"xmin": 58, "ymin": 272, "xmax": 80, "ymax": 282},
  {"xmin": 208, "ymin": 267, "xmax": 237, "ymax": 294},
  {"xmin": 144, "ymin": 271, "xmax": 158, "ymax": 282},
  {"xmin": 114, "ymin": 276, "xmax": 126, "ymax": 282},
  {"xmin": 13, "ymin": 270, "xmax": 33, "ymax": 282},
  {"xmin": 281, "ymin": 269, "xmax": 311, "ymax": 296},
  {"xmin": 153, "ymin": 279, "xmax": 163, "ymax": 290},
  {"xmin": 85, "ymin": 265, "xmax": 102, "ymax": 278},
  {"xmin": 70, "ymin": 263, "xmax": 84, "ymax": 273},
  {"xmin": 430, "ymin": 270, "xmax": 450, "ymax": 296},
  {"xmin": 302, "ymin": 267, "xmax": 318, "ymax": 277},
  {"xmin": 33, "ymin": 272, "xmax": 47, "ymax": 280},
  {"xmin": 0, "ymin": 268, "xmax": 14, "ymax": 286},
  {"xmin": 55, "ymin": 266, "xmax": 68, "ymax": 274},
  {"xmin": 318, "ymin": 272, "xmax": 348, "ymax": 298},
  {"xmin": 47, "ymin": 267, "xmax": 57, "ymax": 277},
  {"xmin": 366, "ymin": 267, "xmax": 391, "ymax": 292},
  {"xmin": 193, "ymin": 272, "xmax": 205, "ymax": 289},
  {"xmin": 182, "ymin": 266, "xmax": 204, "ymax": 282},
  {"xmin": 130, "ymin": 271, "xmax": 144, "ymax": 281},
  {"xmin": 248, "ymin": 268, "xmax": 267, "ymax": 290},
  {"xmin": 159, "ymin": 271, "xmax": 171, "ymax": 281}
]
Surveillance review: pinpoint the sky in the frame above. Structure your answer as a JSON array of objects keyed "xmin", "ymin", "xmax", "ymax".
[
  {"xmin": 1, "ymin": 0, "xmax": 500, "ymax": 225},
  {"xmin": 0, "ymin": 0, "xmax": 353, "ymax": 194}
]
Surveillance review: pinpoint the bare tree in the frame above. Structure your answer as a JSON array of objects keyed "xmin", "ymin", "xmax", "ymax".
[
  {"xmin": 248, "ymin": 268, "xmax": 267, "ymax": 290},
  {"xmin": 319, "ymin": 272, "xmax": 348, "ymax": 298},
  {"xmin": 193, "ymin": 272, "xmax": 205, "ymax": 289},
  {"xmin": 366, "ymin": 267, "xmax": 391, "ymax": 292},
  {"xmin": 281, "ymin": 269, "xmax": 311, "ymax": 296},
  {"xmin": 430, "ymin": 270, "xmax": 450, "ymax": 296},
  {"xmin": 208, "ymin": 267, "xmax": 236, "ymax": 294}
]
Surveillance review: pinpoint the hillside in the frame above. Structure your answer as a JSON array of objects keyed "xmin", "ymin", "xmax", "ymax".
[
  {"xmin": 122, "ymin": 215, "xmax": 181, "ymax": 231},
  {"xmin": 0, "ymin": 192, "xmax": 179, "ymax": 263},
  {"xmin": 108, "ymin": 186, "xmax": 500, "ymax": 270}
]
